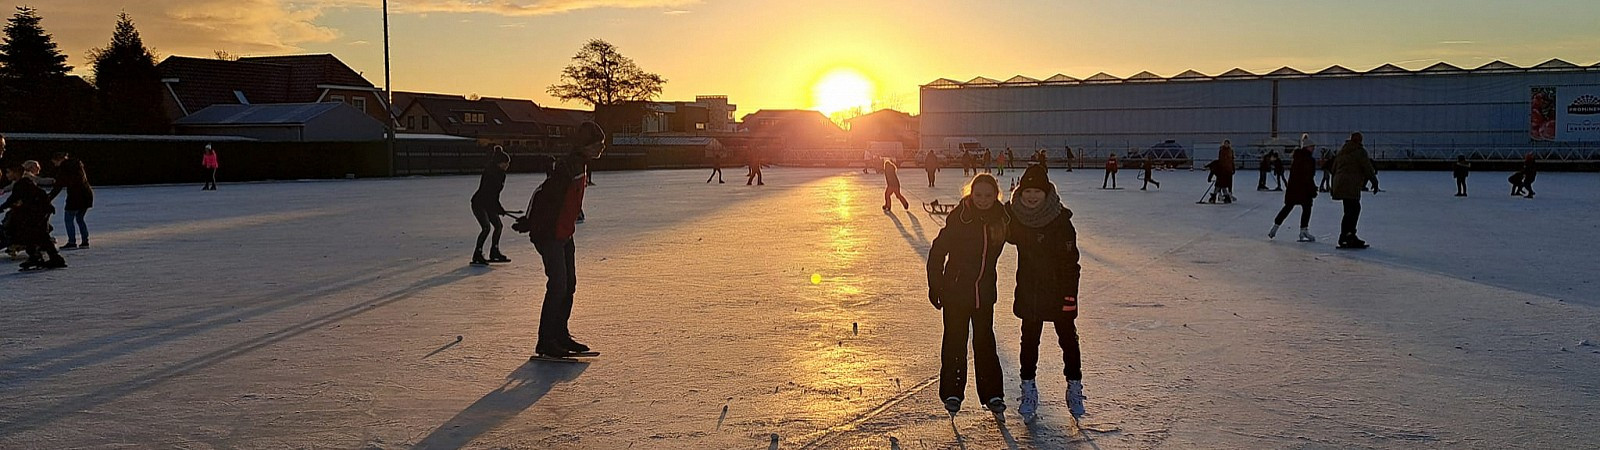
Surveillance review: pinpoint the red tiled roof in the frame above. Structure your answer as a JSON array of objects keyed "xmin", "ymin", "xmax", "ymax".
[{"xmin": 239, "ymin": 54, "xmax": 374, "ymax": 100}]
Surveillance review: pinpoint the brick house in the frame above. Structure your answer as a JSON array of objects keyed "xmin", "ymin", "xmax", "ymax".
[{"xmin": 157, "ymin": 54, "xmax": 389, "ymax": 126}]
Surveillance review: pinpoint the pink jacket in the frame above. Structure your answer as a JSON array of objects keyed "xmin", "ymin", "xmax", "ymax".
[{"xmin": 202, "ymin": 153, "xmax": 219, "ymax": 169}]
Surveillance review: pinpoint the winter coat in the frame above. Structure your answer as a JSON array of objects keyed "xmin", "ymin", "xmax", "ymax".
[
  {"xmin": 471, "ymin": 163, "xmax": 507, "ymax": 214},
  {"xmin": 1330, "ymin": 141, "xmax": 1377, "ymax": 200},
  {"xmin": 927, "ymin": 199, "xmax": 1011, "ymax": 310},
  {"xmin": 202, "ymin": 152, "xmax": 219, "ymax": 169},
  {"xmin": 1453, "ymin": 162, "xmax": 1469, "ymax": 179},
  {"xmin": 1105, "ymin": 159, "xmax": 1118, "ymax": 172},
  {"xmin": 48, "ymin": 159, "xmax": 94, "ymax": 211},
  {"xmin": 1, "ymin": 176, "xmax": 55, "ymax": 246},
  {"xmin": 1283, "ymin": 147, "xmax": 1318, "ymax": 205},
  {"xmin": 522, "ymin": 151, "xmax": 588, "ymax": 242},
  {"xmin": 1006, "ymin": 206, "xmax": 1081, "ymax": 321},
  {"xmin": 884, "ymin": 162, "xmax": 901, "ymax": 188},
  {"xmin": 1522, "ymin": 160, "xmax": 1538, "ymax": 184}
]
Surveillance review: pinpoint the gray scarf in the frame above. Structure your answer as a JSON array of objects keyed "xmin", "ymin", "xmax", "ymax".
[{"xmin": 1010, "ymin": 188, "xmax": 1062, "ymax": 228}]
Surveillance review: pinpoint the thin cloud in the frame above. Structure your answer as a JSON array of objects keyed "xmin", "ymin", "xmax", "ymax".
[
  {"xmin": 349, "ymin": 40, "xmax": 370, "ymax": 45},
  {"xmin": 37, "ymin": 0, "xmax": 703, "ymax": 69},
  {"xmin": 499, "ymin": 22, "xmax": 528, "ymax": 28},
  {"xmin": 664, "ymin": 9, "xmax": 690, "ymax": 15},
  {"xmin": 1439, "ymin": 40, "xmax": 1475, "ymax": 45}
]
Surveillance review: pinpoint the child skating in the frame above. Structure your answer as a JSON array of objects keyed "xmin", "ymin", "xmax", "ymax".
[
  {"xmin": 927, "ymin": 173, "xmax": 1011, "ymax": 415},
  {"xmin": 1005, "ymin": 165, "xmax": 1087, "ymax": 418},
  {"xmin": 470, "ymin": 146, "xmax": 514, "ymax": 265},
  {"xmin": 1139, "ymin": 154, "xmax": 1160, "ymax": 190},
  {"xmin": 882, "ymin": 159, "xmax": 909, "ymax": 211}
]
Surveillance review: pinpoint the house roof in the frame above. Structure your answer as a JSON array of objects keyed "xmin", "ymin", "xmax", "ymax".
[
  {"xmin": 406, "ymin": 95, "xmax": 548, "ymax": 136},
  {"xmin": 174, "ymin": 102, "xmax": 348, "ymax": 126},
  {"xmin": 159, "ymin": 54, "xmax": 374, "ymax": 115}
]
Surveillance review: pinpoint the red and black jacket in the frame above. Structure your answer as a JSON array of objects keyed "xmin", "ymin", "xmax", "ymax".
[{"xmin": 523, "ymin": 151, "xmax": 588, "ymax": 242}]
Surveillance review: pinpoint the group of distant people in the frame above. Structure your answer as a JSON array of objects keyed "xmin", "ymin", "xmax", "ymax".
[{"xmin": 0, "ymin": 134, "xmax": 93, "ymax": 271}]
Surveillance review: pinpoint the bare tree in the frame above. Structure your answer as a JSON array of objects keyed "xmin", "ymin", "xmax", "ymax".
[{"xmin": 546, "ymin": 39, "xmax": 664, "ymax": 107}]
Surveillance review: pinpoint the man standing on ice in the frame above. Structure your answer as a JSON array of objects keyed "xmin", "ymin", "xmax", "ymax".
[
  {"xmin": 523, "ymin": 122, "xmax": 606, "ymax": 358},
  {"xmin": 1005, "ymin": 165, "xmax": 1086, "ymax": 418},
  {"xmin": 1102, "ymin": 154, "xmax": 1118, "ymax": 189},
  {"xmin": 1331, "ymin": 132, "xmax": 1378, "ymax": 249},
  {"xmin": 927, "ymin": 173, "xmax": 1011, "ymax": 415},
  {"xmin": 923, "ymin": 150, "xmax": 940, "ymax": 188}
]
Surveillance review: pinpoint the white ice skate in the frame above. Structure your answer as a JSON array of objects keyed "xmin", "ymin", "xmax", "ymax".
[
  {"xmin": 1019, "ymin": 380, "xmax": 1039, "ymax": 418},
  {"xmin": 1297, "ymin": 228, "xmax": 1316, "ymax": 242},
  {"xmin": 1067, "ymin": 379, "xmax": 1086, "ymax": 418}
]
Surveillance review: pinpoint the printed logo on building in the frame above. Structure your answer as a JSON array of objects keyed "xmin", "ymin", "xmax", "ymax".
[{"xmin": 1569, "ymin": 95, "xmax": 1600, "ymax": 115}]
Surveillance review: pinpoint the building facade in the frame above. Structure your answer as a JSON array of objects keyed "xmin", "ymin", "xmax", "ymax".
[{"xmin": 921, "ymin": 59, "xmax": 1600, "ymax": 160}]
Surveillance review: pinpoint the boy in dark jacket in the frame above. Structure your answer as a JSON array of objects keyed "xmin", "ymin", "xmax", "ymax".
[
  {"xmin": 1006, "ymin": 164, "xmax": 1085, "ymax": 418},
  {"xmin": 518, "ymin": 122, "xmax": 606, "ymax": 358},
  {"xmin": 1139, "ymin": 154, "xmax": 1160, "ymax": 190},
  {"xmin": 927, "ymin": 173, "xmax": 1011, "ymax": 415},
  {"xmin": 1453, "ymin": 155, "xmax": 1470, "ymax": 197}
]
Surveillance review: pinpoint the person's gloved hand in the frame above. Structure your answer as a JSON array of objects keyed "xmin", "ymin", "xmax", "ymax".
[{"xmin": 929, "ymin": 292, "xmax": 943, "ymax": 310}]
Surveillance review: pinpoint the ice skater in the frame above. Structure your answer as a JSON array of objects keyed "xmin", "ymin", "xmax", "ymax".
[
  {"xmin": 1033, "ymin": 148, "xmax": 1048, "ymax": 168},
  {"xmin": 470, "ymin": 146, "xmax": 513, "ymax": 266},
  {"xmin": 746, "ymin": 149, "xmax": 765, "ymax": 186},
  {"xmin": 1269, "ymin": 135, "xmax": 1319, "ymax": 242},
  {"xmin": 1257, "ymin": 151, "xmax": 1273, "ymax": 191},
  {"xmin": 1005, "ymin": 165, "xmax": 1086, "ymax": 418},
  {"xmin": 47, "ymin": 152, "xmax": 92, "ymax": 249},
  {"xmin": 1, "ymin": 160, "xmax": 65, "ymax": 270},
  {"xmin": 201, "ymin": 144, "xmax": 219, "ymax": 190},
  {"xmin": 1453, "ymin": 155, "xmax": 1470, "ymax": 197},
  {"xmin": 1, "ymin": 166, "xmax": 21, "ymax": 260},
  {"xmin": 1319, "ymin": 149, "xmax": 1333, "ymax": 192},
  {"xmin": 706, "ymin": 151, "xmax": 724, "ymax": 184},
  {"xmin": 1520, "ymin": 154, "xmax": 1537, "ymax": 199},
  {"xmin": 982, "ymin": 149, "xmax": 993, "ymax": 174},
  {"xmin": 924, "ymin": 151, "xmax": 940, "ymax": 188},
  {"xmin": 882, "ymin": 159, "xmax": 909, "ymax": 211},
  {"xmin": 1272, "ymin": 151, "xmax": 1287, "ymax": 191},
  {"xmin": 1102, "ymin": 154, "xmax": 1118, "ymax": 189},
  {"xmin": 927, "ymin": 173, "xmax": 1011, "ymax": 415},
  {"xmin": 996, "ymin": 148, "xmax": 1007, "ymax": 176},
  {"xmin": 518, "ymin": 122, "xmax": 606, "ymax": 359},
  {"xmin": 1331, "ymin": 132, "xmax": 1378, "ymax": 249},
  {"xmin": 1139, "ymin": 154, "xmax": 1160, "ymax": 190},
  {"xmin": 1205, "ymin": 141, "xmax": 1238, "ymax": 203}
]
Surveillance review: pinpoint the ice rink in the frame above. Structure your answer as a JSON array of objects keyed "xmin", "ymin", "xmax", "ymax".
[{"xmin": 2, "ymin": 166, "xmax": 1598, "ymax": 449}]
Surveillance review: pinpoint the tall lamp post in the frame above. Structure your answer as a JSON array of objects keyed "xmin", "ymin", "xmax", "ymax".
[{"xmin": 383, "ymin": 0, "xmax": 395, "ymax": 176}]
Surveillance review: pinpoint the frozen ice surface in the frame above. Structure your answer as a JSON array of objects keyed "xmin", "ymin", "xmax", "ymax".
[{"xmin": 1, "ymin": 168, "xmax": 1597, "ymax": 449}]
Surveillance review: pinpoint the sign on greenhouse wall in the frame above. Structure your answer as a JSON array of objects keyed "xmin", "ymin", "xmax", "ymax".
[{"xmin": 1532, "ymin": 85, "xmax": 1600, "ymax": 142}]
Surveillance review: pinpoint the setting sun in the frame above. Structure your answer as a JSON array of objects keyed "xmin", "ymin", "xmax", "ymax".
[{"xmin": 811, "ymin": 68, "xmax": 876, "ymax": 116}]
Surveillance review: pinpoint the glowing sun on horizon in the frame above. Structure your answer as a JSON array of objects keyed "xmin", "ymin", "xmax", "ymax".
[{"xmin": 811, "ymin": 68, "xmax": 876, "ymax": 116}]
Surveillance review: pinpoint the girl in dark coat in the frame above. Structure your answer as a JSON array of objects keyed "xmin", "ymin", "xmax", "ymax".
[
  {"xmin": 1453, "ymin": 155, "xmax": 1470, "ymax": 197},
  {"xmin": 1213, "ymin": 141, "xmax": 1237, "ymax": 202},
  {"xmin": 48, "ymin": 152, "xmax": 93, "ymax": 248},
  {"xmin": 927, "ymin": 173, "xmax": 1011, "ymax": 415},
  {"xmin": 1, "ymin": 162, "xmax": 66, "ymax": 270},
  {"xmin": 1006, "ymin": 164, "xmax": 1086, "ymax": 418},
  {"xmin": 470, "ymin": 147, "xmax": 513, "ymax": 265},
  {"xmin": 923, "ymin": 151, "xmax": 940, "ymax": 188},
  {"xmin": 1269, "ymin": 135, "xmax": 1319, "ymax": 242}
]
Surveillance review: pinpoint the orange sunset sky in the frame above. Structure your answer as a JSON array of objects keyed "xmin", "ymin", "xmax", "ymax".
[{"xmin": 23, "ymin": 0, "xmax": 1600, "ymax": 115}]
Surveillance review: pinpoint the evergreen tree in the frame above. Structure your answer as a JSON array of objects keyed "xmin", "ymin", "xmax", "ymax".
[
  {"xmin": 0, "ymin": 6, "xmax": 86, "ymax": 132},
  {"xmin": 90, "ymin": 12, "xmax": 166, "ymax": 133}
]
